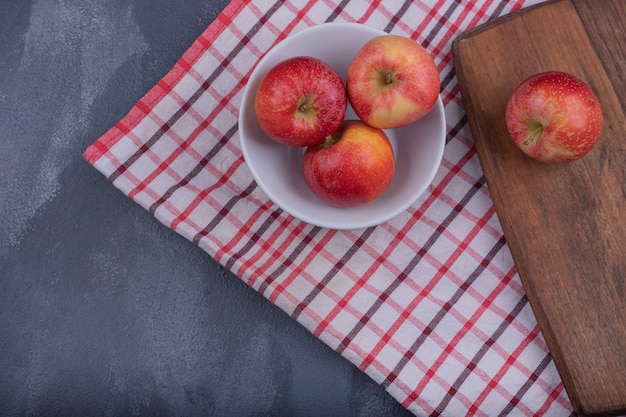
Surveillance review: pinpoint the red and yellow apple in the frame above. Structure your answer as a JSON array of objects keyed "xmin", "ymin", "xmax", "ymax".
[
  {"xmin": 302, "ymin": 120, "xmax": 395, "ymax": 208},
  {"xmin": 254, "ymin": 56, "xmax": 347, "ymax": 147},
  {"xmin": 346, "ymin": 35, "xmax": 440, "ymax": 130},
  {"xmin": 505, "ymin": 71, "xmax": 603, "ymax": 163}
]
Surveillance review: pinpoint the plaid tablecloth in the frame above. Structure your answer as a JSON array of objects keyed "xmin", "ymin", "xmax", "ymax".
[{"xmin": 84, "ymin": 1, "xmax": 577, "ymax": 415}]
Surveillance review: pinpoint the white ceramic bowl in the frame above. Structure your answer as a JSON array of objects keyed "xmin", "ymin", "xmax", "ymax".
[{"xmin": 238, "ymin": 22, "xmax": 446, "ymax": 230}]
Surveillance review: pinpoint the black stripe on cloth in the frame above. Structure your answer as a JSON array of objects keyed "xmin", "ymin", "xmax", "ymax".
[
  {"xmin": 422, "ymin": 0, "xmax": 463, "ymax": 49},
  {"xmin": 323, "ymin": 0, "xmax": 351, "ymax": 22},
  {"xmin": 255, "ymin": 226, "xmax": 325, "ymax": 297},
  {"xmin": 447, "ymin": 113, "xmax": 468, "ymax": 145},
  {"xmin": 290, "ymin": 226, "xmax": 378, "ymax": 321},
  {"xmin": 222, "ymin": 208, "xmax": 286, "ymax": 272},
  {"xmin": 191, "ymin": 180, "xmax": 257, "ymax": 246},
  {"xmin": 498, "ymin": 351, "xmax": 557, "ymax": 416},
  {"xmin": 384, "ymin": 0, "xmax": 413, "ymax": 33}
]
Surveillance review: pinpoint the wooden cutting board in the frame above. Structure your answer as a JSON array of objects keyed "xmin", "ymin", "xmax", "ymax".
[{"xmin": 452, "ymin": 1, "xmax": 626, "ymax": 416}]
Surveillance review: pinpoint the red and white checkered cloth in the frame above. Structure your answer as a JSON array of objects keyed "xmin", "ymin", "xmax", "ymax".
[{"xmin": 84, "ymin": 1, "xmax": 577, "ymax": 415}]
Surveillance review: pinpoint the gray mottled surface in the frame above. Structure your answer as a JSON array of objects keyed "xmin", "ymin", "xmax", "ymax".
[{"xmin": 0, "ymin": 1, "xmax": 414, "ymax": 416}]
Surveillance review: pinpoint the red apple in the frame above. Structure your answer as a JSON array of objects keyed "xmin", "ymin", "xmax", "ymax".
[
  {"xmin": 505, "ymin": 71, "xmax": 603, "ymax": 163},
  {"xmin": 302, "ymin": 120, "xmax": 395, "ymax": 208},
  {"xmin": 254, "ymin": 56, "xmax": 347, "ymax": 147},
  {"xmin": 346, "ymin": 35, "xmax": 440, "ymax": 130}
]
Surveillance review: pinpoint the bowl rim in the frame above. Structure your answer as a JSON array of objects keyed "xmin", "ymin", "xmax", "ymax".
[{"xmin": 238, "ymin": 22, "xmax": 446, "ymax": 230}]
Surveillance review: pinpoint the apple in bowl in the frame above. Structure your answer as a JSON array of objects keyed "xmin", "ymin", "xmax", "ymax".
[
  {"xmin": 302, "ymin": 120, "xmax": 395, "ymax": 208},
  {"xmin": 347, "ymin": 35, "xmax": 440, "ymax": 129},
  {"xmin": 505, "ymin": 71, "xmax": 603, "ymax": 163},
  {"xmin": 254, "ymin": 56, "xmax": 347, "ymax": 147}
]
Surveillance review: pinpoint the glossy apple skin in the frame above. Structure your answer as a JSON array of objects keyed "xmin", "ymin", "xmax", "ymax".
[
  {"xmin": 254, "ymin": 56, "xmax": 347, "ymax": 147},
  {"xmin": 346, "ymin": 35, "xmax": 440, "ymax": 129},
  {"xmin": 505, "ymin": 71, "xmax": 603, "ymax": 163},
  {"xmin": 302, "ymin": 120, "xmax": 395, "ymax": 208}
]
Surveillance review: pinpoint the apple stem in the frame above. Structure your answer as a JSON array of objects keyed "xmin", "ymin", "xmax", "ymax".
[
  {"xmin": 524, "ymin": 123, "xmax": 544, "ymax": 146},
  {"xmin": 322, "ymin": 132, "xmax": 341, "ymax": 148}
]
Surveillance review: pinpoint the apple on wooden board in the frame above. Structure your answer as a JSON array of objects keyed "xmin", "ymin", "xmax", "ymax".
[
  {"xmin": 302, "ymin": 120, "xmax": 395, "ymax": 208},
  {"xmin": 254, "ymin": 56, "xmax": 347, "ymax": 147},
  {"xmin": 346, "ymin": 34, "xmax": 440, "ymax": 130},
  {"xmin": 505, "ymin": 71, "xmax": 603, "ymax": 163}
]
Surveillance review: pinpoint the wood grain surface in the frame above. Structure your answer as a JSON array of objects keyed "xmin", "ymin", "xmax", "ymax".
[{"xmin": 452, "ymin": 1, "xmax": 626, "ymax": 415}]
